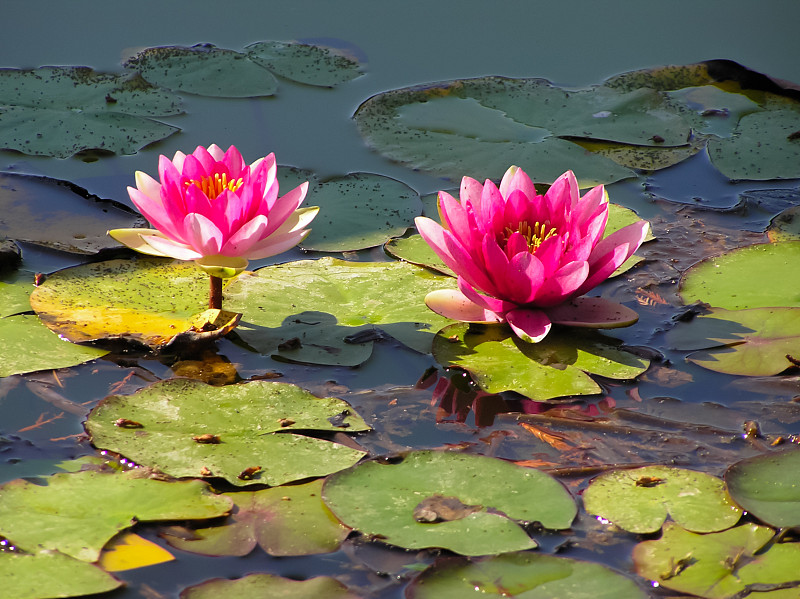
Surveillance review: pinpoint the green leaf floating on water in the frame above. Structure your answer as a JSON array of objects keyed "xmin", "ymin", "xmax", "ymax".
[
  {"xmin": 680, "ymin": 241, "xmax": 800, "ymax": 309},
  {"xmin": 432, "ymin": 323, "xmax": 648, "ymax": 401},
  {"xmin": 0, "ymin": 468, "xmax": 231, "ymax": 562},
  {"xmin": 124, "ymin": 45, "xmax": 279, "ymax": 97},
  {"xmin": 322, "ymin": 450, "xmax": 576, "ymax": 556},
  {"xmin": 667, "ymin": 307, "xmax": 800, "ymax": 376},
  {"xmin": 0, "ymin": 66, "xmax": 181, "ymax": 157},
  {"xmin": 582, "ymin": 465, "xmax": 742, "ymax": 534},
  {"xmin": 406, "ymin": 552, "xmax": 648, "ymax": 599},
  {"xmin": 164, "ymin": 479, "xmax": 350, "ymax": 557},
  {"xmin": 180, "ymin": 574, "xmax": 360, "ymax": 599},
  {"xmin": 0, "ymin": 278, "xmax": 108, "ymax": 377},
  {"xmin": 300, "ymin": 173, "xmax": 422, "ymax": 251},
  {"xmin": 224, "ymin": 257, "xmax": 458, "ymax": 364},
  {"xmin": 633, "ymin": 523, "xmax": 800, "ymax": 599},
  {"xmin": 29, "ymin": 257, "xmax": 240, "ymax": 349},
  {"xmin": 245, "ymin": 40, "xmax": 363, "ymax": 87},
  {"xmin": 725, "ymin": 449, "xmax": 800, "ymax": 528},
  {"xmin": 86, "ymin": 378, "xmax": 369, "ymax": 486},
  {"xmin": 0, "ymin": 551, "xmax": 122, "ymax": 599}
]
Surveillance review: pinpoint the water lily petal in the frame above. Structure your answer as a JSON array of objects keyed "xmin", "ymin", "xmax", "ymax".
[
  {"xmin": 184, "ymin": 213, "xmax": 224, "ymax": 255},
  {"xmin": 439, "ymin": 191, "xmax": 477, "ymax": 249},
  {"xmin": 138, "ymin": 232, "xmax": 204, "ymax": 260},
  {"xmin": 261, "ymin": 182, "xmax": 308, "ymax": 235},
  {"xmin": 507, "ymin": 251, "xmax": 545, "ymax": 304},
  {"xmin": 578, "ymin": 219, "xmax": 649, "ymax": 294},
  {"xmin": 460, "ymin": 176, "xmax": 484, "ymax": 212},
  {"xmin": 535, "ymin": 260, "xmax": 589, "ymax": 306},
  {"xmin": 220, "ymin": 215, "xmax": 269, "ymax": 257},
  {"xmin": 424, "ymin": 289, "xmax": 502, "ymax": 322},
  {"xmin": 457, "ymin": 277, "xmax": 515, "ymax": 315},
  {"xmin": 108, "ymin": 228, "xmax": 171, "ymax": 256},
  {"xmin": 499, "ymin": 165, "xmax": 536, "ymax": 202},
  {"xmin": 545, "ymin": 296, "xmax": 639, "ymax": 328},
  {"xmin": 243, "ymin": 228, "xmax": 310, "ymax": 260},
  {"xmin": 134, "ymin": 171, "xmax": 162, "ymax": 203},
  {"xmin": 128, "ymin": 186, "xmax": 185, "ymax": 242},
  {"xmin": 506, "ymin": 308, "xmax": 552, "ymax": 343}
]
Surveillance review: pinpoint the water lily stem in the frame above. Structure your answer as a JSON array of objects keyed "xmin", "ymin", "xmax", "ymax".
[{"xmin": 209, "ymin": 275, "xmax": 223, "ymax": 310}]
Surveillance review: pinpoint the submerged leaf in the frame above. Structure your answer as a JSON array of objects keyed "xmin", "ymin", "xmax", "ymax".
[
  {"xmin": 322, "ymin": 450, "xmax": 576, "ymax": 555},
  {"xmin": 86, "ymin": 378, "xmax": 368, "ymax": 486}
]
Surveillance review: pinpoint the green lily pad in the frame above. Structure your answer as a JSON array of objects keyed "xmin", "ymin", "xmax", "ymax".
[
  {"xmin": 300, "ymin": 173, "xmax": 422, "ymax": 251},
  {"xmin": 0, "ymin": 468, "xmax": 231, "ymax": 562},
  {"xmin": 322, "ymin": 450, "xmax": 576, "ymax": 555},
  {"xmin": 406, "ymin": 552, "xmax": 648, "ymax": 599},
  {"xmin": 582, "ymin": 466, "xmax": 742, "ymax": 534},
  {"xmin": 633, "ymin": 523, "xmax": 800, "ymax": 598},
  {"xmin": 85, "ymin": 378, "xmax": 369, "ymax": 487},
  {"xmin": 725, "ymin": 449, "xmax": 800, "ymax": 528},
  {"xmin": 180, "ymin": 574, "xmax": 359, "ymax": 599},
  {"xmin": 224, "ymin": 257, "xmax": 458, "ymax": 364},
  {"xmin": 0, "ymin": 278, "xmax": 108, "ymax": 377},
  {"xmin": 0, "ymin": 550, "xmax": 122, "ymax": 599},
  {"xmin": 29, "ymin": 257, "xmax": 241, "ymax": 348},
  {"xmin": 767, "ymin": 204, "xmax": 800, "ymax": 242},
  {"xmin": 0, "ymin": 173, "xmax": 141, "ymax": 254},
  {"xmin": 356, "ymin": 76, "xmax": 684, "ymax": 185},
  {"xmin": 709, "ymin": 108, "xmax": 800, "ymax": 180},
  {"xmin": 164, "ymin": 479, "xmax": 349, "ymax": 557},
  {"xmin": 245, "ymin": 41, "xmax": 362, "ymax": 87},
  {"xmin": 432, "ymin": 323, "xmax": 648, "ymax": 401},
  {"xmin": 0, "ymin": 66, "xmax": 181, "ymax": 157},
  {"xmin": 124, "ymin": 45, "xmax": 278, "ymax": 97},
  {"xmin": 667, "ymin": 307, "xmax": 800, "ymax": 376},
  {"xmin": 679, "ymin": 241, "xmax": 800, "ymax": 309}
]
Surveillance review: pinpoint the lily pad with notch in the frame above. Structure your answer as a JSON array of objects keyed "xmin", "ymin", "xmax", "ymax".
[
  {"xmin": 582, "ymin": 465, "xmax": 742, "ymax": 534},
  {"xmin": 245, "ymin": 40, "xmax": 363, "ymax": 87},
  {"xmin": 322, "ymin": 450, "xmax": 576, "ymax": 555},
  {"xmin": 432, "ymin": 322, "xmax": 648, "ymax": 401},
  {"xmin": 163, "ymin": 478, "xmax": 350, "ymax": 557},
  {"xmin": 633, "ymin": 522, "xmax": 800, "ymax": 598},
  {"xmin": 85, "ymin": 378, "xmax": 369, "ymax": 487}
]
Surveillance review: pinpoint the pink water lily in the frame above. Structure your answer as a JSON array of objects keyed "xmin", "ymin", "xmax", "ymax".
[
  {"xmin": 109, "ymin": 144, "xmax": 318, "ymax": 279},
  {"xmin": 415, "ymin": 166, "xmax": 649, "ymax": 343}
]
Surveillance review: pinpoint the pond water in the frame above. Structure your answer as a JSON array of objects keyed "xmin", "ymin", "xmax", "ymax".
[{"xmin": 2, "ymin": 1, "xmax": 800, "ymax": 598}]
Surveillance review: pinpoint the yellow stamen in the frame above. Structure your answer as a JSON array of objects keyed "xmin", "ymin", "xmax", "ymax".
[
  {"xmin": 185, "ymin": 173, "xmax": 243, "ymax": 200},
  {"xmin": 504, "ymin": 220, "xmax": 557, "ymax": 253}
]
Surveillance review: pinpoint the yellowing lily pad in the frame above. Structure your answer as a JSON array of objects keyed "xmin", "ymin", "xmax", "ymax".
[
  {"xmin": 180, "ymin": 574, "xmax": 360, "ymax": 599},
  {"xmin": 85, "ymin": 378, "xmax": 369, "ymax": 486},
  {"xmin": 725, "ymin": 449, "xmax": 800, "ymax": 528},
  {"xmin": 322, "ymin": 450, "xmax": 576, "ymax": 555},
  {"xmin": 164, "ymin": 479, "xmax": 350, "ymax": 557},
  {"xmin": 98, "ymin": 531, "xmax": 175, "ymax": 572},
  {"xmin": 406, "ymin": 552, "xmax": 649, "ymax": 599},
  {"xmin": 582, "ymin": 466, "xmax": 742, "ymax": 534},
  {"xmin": 0, "ymin": 550, "xmax": 122, "ymax": 599},
  {"xmin": 0, "ymin": 66, "xmax": 181, "ymax": 157},
  {"xmin": 633, "ymin": 523, "xmax": 800, "ymax": 598},
  {"xmin": 432, "ymin": 323, "xmax": 648, "ymax": 401},
  {"xmin": 29, "ymin": 257, "xmax": 239, "ymax": 348},
  {"xmin": 0, "ymin": 468, "xmax": 231, "ymax": 562}
]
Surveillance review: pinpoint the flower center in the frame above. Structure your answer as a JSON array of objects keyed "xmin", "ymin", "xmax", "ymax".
[
  {"xmin": 185, "ymin": 173, "xmax": 244, "ymax": 200},
  {"xmin": 504, "ymin": 220, "xmax": 557, "ymax": 253}
]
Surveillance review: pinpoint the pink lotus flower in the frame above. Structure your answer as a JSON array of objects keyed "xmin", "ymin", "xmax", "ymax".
[
  {"xmin": 415, "ymin": 166, "xmax": 649, "ymax": 343},
  {"xmin": 109, "ymin": 144, "xmax": 317, "ymax": 278}
]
